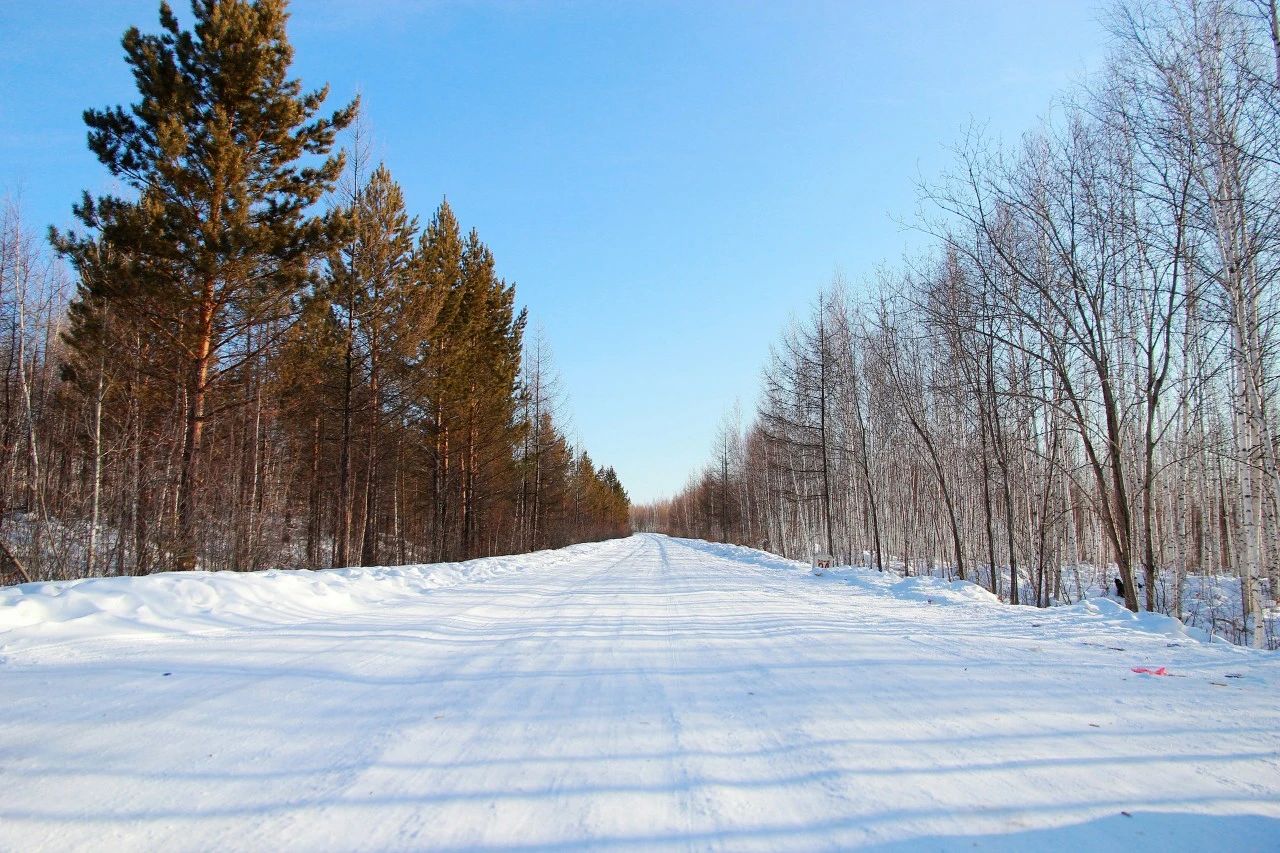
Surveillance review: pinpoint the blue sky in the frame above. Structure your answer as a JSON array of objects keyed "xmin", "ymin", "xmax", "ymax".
[{"xmin": 0, "ymin": 1, "xmax": 1108, "ymax": 503}]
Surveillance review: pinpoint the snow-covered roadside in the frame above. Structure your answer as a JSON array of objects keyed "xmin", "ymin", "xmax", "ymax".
[
  {"xmin": 675, "ymin": 538, "xmax": 1223, "ymax": 645},
  {"xmin": 3, "ymin": 532, "xmax": 1264, "ymax": 656},
  {"xmin": 701, "ymin": 538, "xmax": 1275, "ymax": 647},
  {"xmin": 0, "ymin": 539, "xmax": 617, "ymax": 653},
  {"xmin": 832, "ymin": 561, "xmax": 1218, "ymax": 643}
]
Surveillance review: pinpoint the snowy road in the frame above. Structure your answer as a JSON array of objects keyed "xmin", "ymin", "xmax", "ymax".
[{"xmin": 3, "ymin": 534, "xmax": 1279, "ymax": 851}]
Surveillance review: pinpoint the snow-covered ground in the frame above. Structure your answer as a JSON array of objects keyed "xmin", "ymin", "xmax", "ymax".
[
  {"xmin": 840, "ymin": 552, "xmax": 1277, "ymax": 649},
  {"xmin": 2, "ymin": 534, "xmax": 1278, "ymax": 851}
]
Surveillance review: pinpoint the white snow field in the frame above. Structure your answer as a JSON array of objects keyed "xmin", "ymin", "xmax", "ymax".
[{"xmin": 2, "ymin": 534, "xmax": 1278, "ymax": 852}]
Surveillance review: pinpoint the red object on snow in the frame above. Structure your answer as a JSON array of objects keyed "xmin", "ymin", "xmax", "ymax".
[{"xmin": 1131, "ymin": 666, "xmax": 1168, "ymax": 676}]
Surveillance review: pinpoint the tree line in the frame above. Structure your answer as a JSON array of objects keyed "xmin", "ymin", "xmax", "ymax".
[
  {"xmin": 0, "ymin": 0, "xmax": 629, "ymax": 585},
  {"xmin": 636, "ymin": 0, "xmax": 1280, "ymax": 648}
]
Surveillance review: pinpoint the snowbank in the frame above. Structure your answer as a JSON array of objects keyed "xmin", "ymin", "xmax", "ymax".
[
  {"xmin": 0, "ymin": 534, "xmax": 1252, "ymax": 654},
  {"xmin": 826, "ymin": 563, "xmax": 1223, "ymax": 642},
  {"xmin": 1058, "ymin": 595, "xmax": 1212, "ymax": 643},
  {"xmin": 675, "ymin": 538, "xmax": 1234, "ymax": 646},
  {"xmin": 814, "ymin": 561, "xmax": 1005, "ymax": 607},
  {"xmin": 0, "ymin": 540, "xmax": 612, "ymax": 652}
]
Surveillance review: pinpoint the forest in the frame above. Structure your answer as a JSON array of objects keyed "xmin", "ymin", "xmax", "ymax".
[
  {"xmin": 636, "ymin": 0, "xmax": 1280, "ymax": 648},
  {"xmin": 0, "ymin": 0, "xmax": 630, "ymax": 585}
]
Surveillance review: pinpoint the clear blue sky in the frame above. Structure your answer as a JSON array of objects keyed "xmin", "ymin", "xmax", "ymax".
[{"xmin": 0, "ymin": 1, "xmax": 1108, "ymax": 503}]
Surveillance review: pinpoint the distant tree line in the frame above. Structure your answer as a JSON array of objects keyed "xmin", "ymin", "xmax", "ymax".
[
  {"xmin": 636, "ymin": 0, "xmax": 1280, "ymax": 648},
  {"xmin": 0, "ymin": 0, "xmax": 628, "ymax": 584}
]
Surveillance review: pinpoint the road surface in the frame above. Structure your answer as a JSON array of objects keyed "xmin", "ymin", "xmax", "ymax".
[{"xmin": 3, "ymin": 534, "xmax": 1278, "ymax": 850}]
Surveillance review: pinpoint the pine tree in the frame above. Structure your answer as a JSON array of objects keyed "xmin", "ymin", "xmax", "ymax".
[
  {"xmin": 321, "ymin": 163, "xmax": 419, "ymax": 566},
  {"xmin": 414, "ymin": 200, "xmax": 464, "ymax": 559},
  {"xmin": 53, "ymin": 0, "xmax": 355, "ymax": 569},
  {"xmin": 455, "ymin": 228, "xmax": 525, "ymax": 557}
]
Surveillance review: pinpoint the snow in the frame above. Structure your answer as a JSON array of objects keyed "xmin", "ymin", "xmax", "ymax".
[
  {"xmin": 2, "ymin": 533, "xmax": 1278, "ymax": 851},
  {"xmin": 0, "ymin": 541, "xmax": 604, "ymax": 651}
]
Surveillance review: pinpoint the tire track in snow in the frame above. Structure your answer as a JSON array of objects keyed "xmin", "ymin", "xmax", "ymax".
[{"xmin": 3, "ymin": 534, "xmax": 1279, "ymax": 852}]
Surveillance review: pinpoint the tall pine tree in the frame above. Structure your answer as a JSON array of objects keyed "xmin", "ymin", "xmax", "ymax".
[
  {"xmin": 54, "ymin": 0, "xmax": 355, "ymax": 569},
  {"xmin": 321, "ymin": 163, "xmax": 419, "ymax": 566}
]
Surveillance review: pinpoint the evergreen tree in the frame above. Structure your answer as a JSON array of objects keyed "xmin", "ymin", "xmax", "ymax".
[
  {"xmin": 53, "ymin": 0, "xmax": 356, "ymax": 569},
  {"xmin": 415, "ymin": 200, "xmax": 465, "ymax": 559},
  {"xmin": 455, "ymin": 228, "xmax": 525, "ymax": 556},
  {"xmin": 322, "ymin": 163, "xmax": 418, "ymax": 566}
]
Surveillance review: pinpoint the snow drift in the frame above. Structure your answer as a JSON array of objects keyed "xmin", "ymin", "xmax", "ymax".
[{"xmin": 0, "ymin": 541, "xmax": 606, "ymax": 652}]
